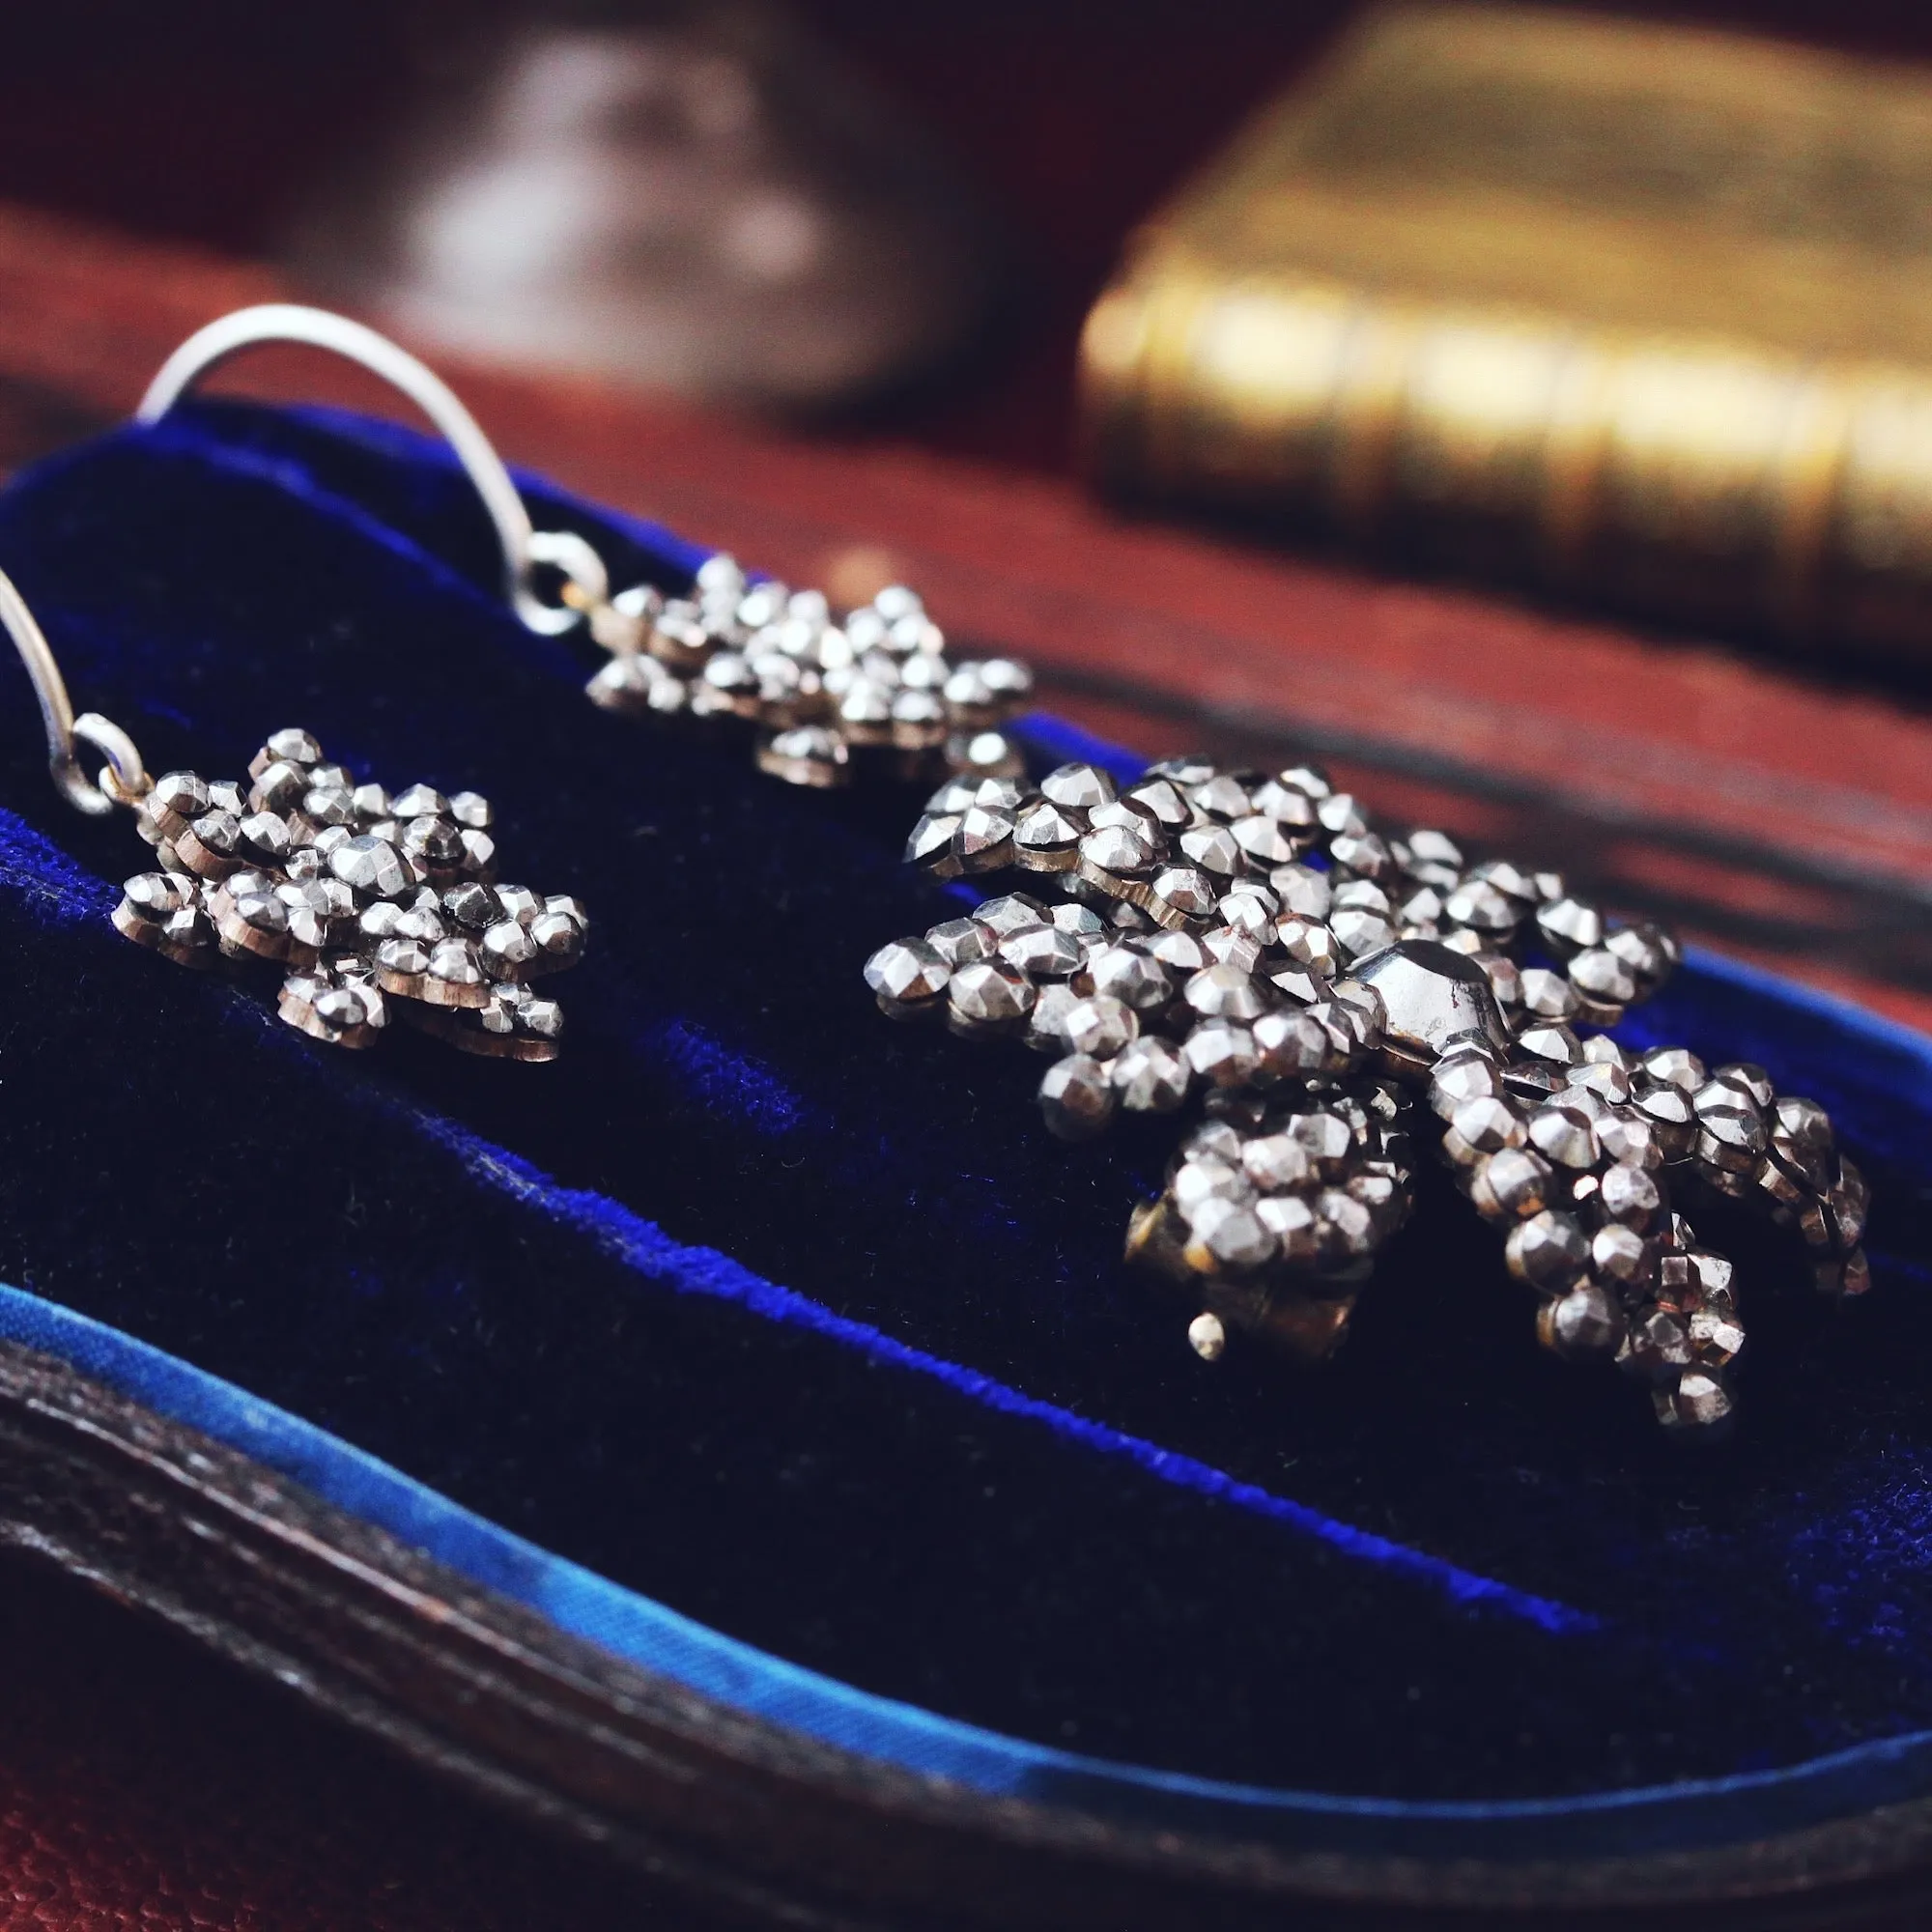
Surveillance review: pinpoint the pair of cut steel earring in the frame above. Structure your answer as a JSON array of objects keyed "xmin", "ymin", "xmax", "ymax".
[{"xmin": 25, "ymin": 302, "xmax": 1872, "ymax": 1432}]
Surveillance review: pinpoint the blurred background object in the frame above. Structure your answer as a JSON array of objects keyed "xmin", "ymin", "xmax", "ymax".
[
  {"xmin": 0, "ymin": 0, "xmax": 1354, "ymax": 461},
  {"xmin": 11, "ymin": 1, "xmax": 1932, "ymax": 472},
  {"xmin": 289, "ymin": 2, "xmax": 1002, "ymax": 407},
  {"xmin": 1083, "ymin": 3, "xmax": 1932, "ymax": 664}
]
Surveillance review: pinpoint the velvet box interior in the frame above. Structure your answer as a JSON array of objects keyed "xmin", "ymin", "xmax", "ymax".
[{"xmin": 0, "ymin": 398, "xmax": 1928, "ymax": 1886}]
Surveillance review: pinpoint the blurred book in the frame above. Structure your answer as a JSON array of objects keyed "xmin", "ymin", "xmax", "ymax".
[{"xmin": 1081, "ymin": 2, "xmax": 1932, "ymax": 662}]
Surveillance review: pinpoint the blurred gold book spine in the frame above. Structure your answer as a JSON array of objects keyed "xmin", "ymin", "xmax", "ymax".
[{"xmin": 1081, "ymin": 3, "xmax": 1932, "ymax": 657}]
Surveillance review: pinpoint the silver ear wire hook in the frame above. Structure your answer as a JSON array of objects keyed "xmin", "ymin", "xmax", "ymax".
[
  {"xmin": 136, "ymin": 303, "xmax": 609, "ymax": 638},
  {"xmin": 0, "ymin": 565, "xmax": 149, "ymax": 815}
]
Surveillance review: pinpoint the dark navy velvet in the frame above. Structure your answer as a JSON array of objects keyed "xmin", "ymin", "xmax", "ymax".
[{"xmin": 0, "ymin": 401, "xmax": 1926, "ymax": 1815}]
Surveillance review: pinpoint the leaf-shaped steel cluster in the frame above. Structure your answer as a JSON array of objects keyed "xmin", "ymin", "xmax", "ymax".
[
  {"xmin": 112, "ymin": 728, "xmax": 585, "ymax": 1061},
  {"xmin": 867, "ymin": 754, "xmax": 1871, "ymax": 1432},
  {"xmin": 584, "ymin": 558, "xmax": 1034, "ymax": 789}
]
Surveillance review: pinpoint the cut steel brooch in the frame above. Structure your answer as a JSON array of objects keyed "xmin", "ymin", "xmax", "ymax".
[
  {"xmin": 112, "ymin": 729, "xmax": 586, "ymax": 1059},
  {"xmin": 865, "ymin": 752, "xmax": 1871, "ymax": 1434}
]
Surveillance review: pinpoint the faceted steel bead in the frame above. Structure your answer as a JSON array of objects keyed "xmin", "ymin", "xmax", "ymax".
[
  {"xmin": 1000, "ymin": 923, "xmax": 1085, "ymax": 979},
  {"xmin": 1184, "ymin": 963, "xmax": 1268, "ymax": 1022},
  {"xmin": 1252, "ymin": 1009, "xmax": 1338, "ymax": 1080},
  {"xmin": 1444, "ymin": 1095, "xmax": 1523, "ymax": 1163},
  {"xmin": 1506, "ymin": 1210, "xmax": 1590, "ymax": 1290},
  {"xmin": 1087, "ymin": 945, "xmax": 1173, "ymax": 1011},
  {"xmin": 1540, "ymin": 1284, "xmax": 1626, "ymax": 1360},
  {"xmin": 1026, "ymin": 981, "xmax": 1082, "ymax": 1054},
  {"xmin": 1330, "ymin": 908, "xmax": 1396, "ymax": 960},
  {"xmin": 1014, "ymin": 800, "xmax": 1085, "ymax": 861},
  {"xmin": 1606, "ymin": 921, "xmax": 1678, "ymax": 986},
  {"xmin": 1537, "ymin": 896, "xmax": 1604, "ymax": 954},
  {"xmin": 1050, "ymin": 900, "xmax": 1108, "ymax": 945},
  {"xmin": 1271, "ymin": 865, "xmax": 1331, "ymax": 920},
  {"xmin": 1039, "ymin": 1055, "xmax": 1118, "ymax": 1140},
  {"xmin": 1187, "ymin": 1312, "xmax": 1228, "ymax": 1360},
  {"xmin": 1470, "ymin": 1147, "xmax": 1553, "ymax": 1221},
  {"xmin": 866, "ymin": 938, "xmax": 950, "ymax": 1014},
  {"xmin": 1518, "ymin": 1022, "xmax": 1582, "ymax": 1067},
  {"xmin": 863, "ymin": 753, "xmax": 1869, "ymax": 1427},
  {"xmin": 1519, "ymin": 968, "xmax": 1579, "ymax": 1021},
  {"xmin": 1528, "ymin": 1100, "xmax": 1598, "ymax": 1170},
  {"xmin": 1113, "ymin": 1038, "xmax": 1191, "ymax": 1113},
  {"xmin": 1150, "ymin": 867, "xmax": 1218, "ymax": 922},
  {"xmin": 947, "ymin": 961, "xmax": 1036, "ymax": 1035},
  {"xmin": 1475, "ymin": 952, "xmax": 1522, "ymax": 1009},
  {"xmin": 1217, "ymin": 891, "xmax": 1278, "ymax": 941},
  {"xmin": 1183, "ymin": 1022, "xmax": 1260, "ymax": 1088},
  {"xmin": 114, "ymin": 731, "xmax": 583, "ymax": 1060},
  {"xmin": 981, "ymin": 896, "xmax": 1043, "ymax": 943},
  {"xmin": 1040, "ymin": 762, "xmax": 1116, "ymax": 810},
  {"xmin": 1443, "ymin": 878, "xmax": 1519, "ymax": 934},
  {"xmin": 1353, "ymin": 939, "xmax": 1509, "ymax": 1073},
  {"xmin": 1063, "ymin": 995, "xmax": 1138, "ymax": 1061},
  {"xmin": 1081, "ymin": 822, "xmax": 1155, "ymax": 876},
  {"xmin": 1178, "ymin": 823, "xmax": 1242, "ymax": 876},
  {"xmin": 1770, "ymin": 1095, "xmax": 1835, "ymax": 1190},
  {"xmin": 1202, "ymin": 927, "xmax": 1263, "ymax": 974},
  {"xmin": 1431, "ymin": 1051, "xmax": 1506, "ymax": 1117}
]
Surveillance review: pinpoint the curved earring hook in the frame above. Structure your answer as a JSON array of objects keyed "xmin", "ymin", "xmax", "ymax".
[
  {"xmin": 0, "ymin": 566, "xmax": 149, "ymax": 815},
  {"xmin": 136, "ymin": 303, "xmax": 609, "ymax": 638}
]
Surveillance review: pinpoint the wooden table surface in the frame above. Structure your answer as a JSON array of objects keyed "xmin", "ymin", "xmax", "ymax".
[{"xmin": 0, "ymin": 201, "xmax": 1927, "ymax": 1927}]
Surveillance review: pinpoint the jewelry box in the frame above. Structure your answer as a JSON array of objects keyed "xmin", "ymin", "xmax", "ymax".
[{"xmin": 0, "ymin": 398, "xmax": 1925, "ymax": 1924}]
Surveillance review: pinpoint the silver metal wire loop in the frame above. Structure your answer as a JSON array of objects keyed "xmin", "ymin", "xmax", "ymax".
[
  {"xmin": 136, "ymin": 302, "xmax": 597, "ymax": 638},
  {"xmin": 527, "ymin": 527, "xmax": 610, "ymax": 613},
  {"xmin": 72, "ymin": 711, "xmax": 153, "ymax": 809},
  {"xmin": 0, "ymin": 565, "xmax": 144, "ymax": 815}
]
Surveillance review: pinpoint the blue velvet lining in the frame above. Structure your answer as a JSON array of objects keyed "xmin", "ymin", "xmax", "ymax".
[
  {"xmin": 15, "ymin": 1278, "xmax": 1932, "ymax": 1862},
  {"xmin": 0, "ymin": 402, "xmax": 1924, "ymax": 1842}
]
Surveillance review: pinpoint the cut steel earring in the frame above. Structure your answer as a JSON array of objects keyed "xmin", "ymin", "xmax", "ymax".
[
  {"xmin": 139, "ymin": 305, "xmax": 1035, "ymax": 791},
  {"xmin": 0, "ymin": 568, "xmax": 585, "ymax": 1060},
  {"xmin": 866, "ymin": 753, "xmax": 1871, "ymax": 1434}
]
